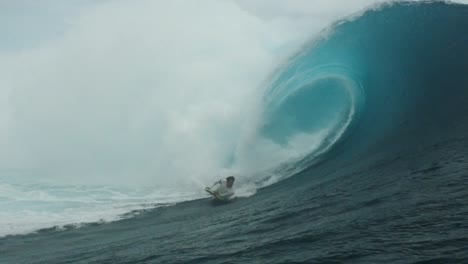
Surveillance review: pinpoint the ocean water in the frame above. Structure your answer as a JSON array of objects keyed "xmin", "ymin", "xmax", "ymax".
[{"xmin": 1, "ymin": 1, "xmax": 468, "ymax": 263}]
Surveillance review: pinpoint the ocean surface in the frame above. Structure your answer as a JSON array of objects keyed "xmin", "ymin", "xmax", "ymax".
[{"xmin": 1, "ymin": 1, "xmax": 468, "ymax": 263}]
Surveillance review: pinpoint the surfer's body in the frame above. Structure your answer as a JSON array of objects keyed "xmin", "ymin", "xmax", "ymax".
[{"xmin": 205, "ymin": 176, "xmax": 235, "ymax": 200}]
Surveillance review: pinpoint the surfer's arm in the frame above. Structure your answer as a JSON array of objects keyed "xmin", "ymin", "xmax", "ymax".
[{"xmin": 210, "ymin": 179, "xmax": 222, "ymax": 188}]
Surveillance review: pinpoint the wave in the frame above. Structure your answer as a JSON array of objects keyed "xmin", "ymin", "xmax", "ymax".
[
  {"xmin": 237, "ymin": 1, "xmax": 468, "ymax": 181},
  {"xmin": 2, "ymin": 1, "xmax": 468, "ymax": 237}
]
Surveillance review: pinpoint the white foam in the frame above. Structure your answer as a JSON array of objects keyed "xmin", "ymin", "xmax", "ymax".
[
  {"xmin": 0, "ymin": 0, "xmax": 394, "ymax": 190},
  {"xmin": 0, "ymin": 181, "xmax": 202, "ymax": 237}
]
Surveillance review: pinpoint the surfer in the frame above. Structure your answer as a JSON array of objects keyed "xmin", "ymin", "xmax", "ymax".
[{"xmin": 206, "ymin": 176, "xmax": 235, "ymax": 199}]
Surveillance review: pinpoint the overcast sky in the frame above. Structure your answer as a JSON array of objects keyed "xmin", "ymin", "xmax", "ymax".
[
  {"xmin": 1, "ymin": 0, "xmax": 467, "ymax": 52},
  {"xmin": 0, "ymin": 0, "xmax": 400, "ymax": 51}
]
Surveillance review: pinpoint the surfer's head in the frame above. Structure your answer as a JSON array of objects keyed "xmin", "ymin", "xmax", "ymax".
[{"xmin": 226, "ymin": 176, "xmax": 235, "ymax": 188}]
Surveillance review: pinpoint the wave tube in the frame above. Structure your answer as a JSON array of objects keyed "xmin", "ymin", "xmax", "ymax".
[{"xmin": 236, "ymin": 1, "xmax": 468, "ymax": 182}]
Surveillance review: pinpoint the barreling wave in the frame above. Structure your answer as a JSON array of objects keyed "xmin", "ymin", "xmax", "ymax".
[
  {"xmin": 242, "ymin": 1, "xmax": 468, "ymax": 182},
  {"xmin": 2, "ymin": 0, "xmax": 468, "ymax": 238}
]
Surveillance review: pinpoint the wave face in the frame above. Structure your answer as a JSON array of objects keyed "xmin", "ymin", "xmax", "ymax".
[
  {"xmin": 2, "ymin": 2, "xmax": 468, "ymax": 263},
  {"xmin": 248, "ymin": 1, "xmax": 468, "ymax": 172},
  {"xmin": 320, "ymin": 1, "xmax": 468, "ymax": 157}
]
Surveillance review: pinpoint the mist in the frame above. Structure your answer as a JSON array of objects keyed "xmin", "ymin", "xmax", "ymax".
[{"xmin": 1, "ymin": 0, "xmax": 466, "ymax": 187}]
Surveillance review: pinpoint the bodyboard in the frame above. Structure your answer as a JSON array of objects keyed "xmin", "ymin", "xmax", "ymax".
[{"xmin": 205, "ymin": 187, "xmax": 228, "ymax": 201}]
